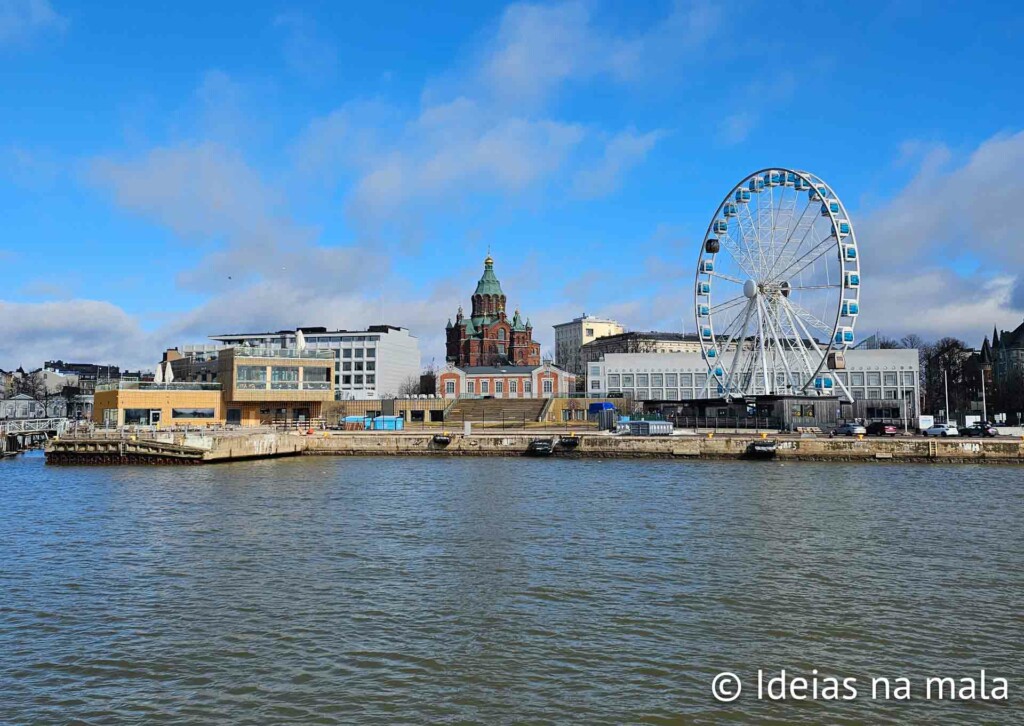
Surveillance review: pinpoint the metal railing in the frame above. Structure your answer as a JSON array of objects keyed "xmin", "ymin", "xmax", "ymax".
[
  {"xmin": 233, "ymin": 348, "xmax": 334, "ymax": 360},
  {"xmin": 96, "ymin": 381, "xmax": 222, "ymax": 392}
]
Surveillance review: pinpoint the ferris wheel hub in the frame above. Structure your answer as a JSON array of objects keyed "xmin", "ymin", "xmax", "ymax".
[{"xmin": 743, "ymin": 279, "xmax": 758, "ymax": 299}]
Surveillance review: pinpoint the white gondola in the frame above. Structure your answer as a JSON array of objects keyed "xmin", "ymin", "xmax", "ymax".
[
  {"xmin": 821, "ymin": 200, "xmax": 840, "ymax": 216},
  {"xmin": 735, "ymin": 189, "xmax": 751, "ymax": 203},
  {"xmin": 713, "ymin": 220, "xmax": 728, "ymax": 234},
  {"xmin": 834, "ymin": 327, "xmax": 855, "ymax": 345},
  {"xmin": 844, "ymin": 272, "xmax": 860, "ymax": 288},
  {"xmin": 701, "ymin": 260, "xmax": 715, "ymax": 273},
  {"xmin": 841, "ymin": 299, "xmax": 859, "ymax": 316}
]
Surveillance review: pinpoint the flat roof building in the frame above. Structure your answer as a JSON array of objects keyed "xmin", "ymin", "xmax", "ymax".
[{"xmin": 553, "ymin": 314, "xmax": 624, "ymax": 381}]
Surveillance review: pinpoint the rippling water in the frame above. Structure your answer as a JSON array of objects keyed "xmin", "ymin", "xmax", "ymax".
[{"xmin": 1, "ymin": 452, "xmax": 1021, "ymax": 724}]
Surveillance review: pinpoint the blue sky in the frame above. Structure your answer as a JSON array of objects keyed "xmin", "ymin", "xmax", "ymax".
[{"xmin": 1, "ymin": 0, "xmax": 1023, "ymax": 369}]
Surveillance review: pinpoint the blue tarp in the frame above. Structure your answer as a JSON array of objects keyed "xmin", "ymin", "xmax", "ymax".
[{"xmin": 588, "ymin": 402, "xmax": 615, "ymax": 413}]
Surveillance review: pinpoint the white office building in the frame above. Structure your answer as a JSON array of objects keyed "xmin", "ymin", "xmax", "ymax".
[
  {"xmin": 208, "ymin": 325, "xmax": 421, "ymax": 400},
  {"xmin": 553, "ymin": 314, "xmax": 624, "ymax": 378}
]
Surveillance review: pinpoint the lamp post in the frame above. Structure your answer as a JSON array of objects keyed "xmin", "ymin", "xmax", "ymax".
[
  {"xmin": 943, "ymin": 367, "xmax": 951, "ymax": 424},
  {"xmin": 980, "ymin": 364, "xmax": 991, "ymax": 423}
]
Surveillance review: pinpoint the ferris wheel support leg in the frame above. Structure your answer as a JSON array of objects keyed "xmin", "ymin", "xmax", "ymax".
[
  {"xmin": 760, "ymin": 300, "xmax": 795, "ymax": 390},
  {"xmin": 781, "ymin": 296, "xmax": 837, "ymax": 395},
  {"xmin": 722, "ymin": 299, "xmax": 756, "ymax": 398},
  {"xmin": 754, "ymin": 299, "xmax": 772, "ymax": 395},
  {"xmin": 777, "ymin": 302, "xmax": 818, "ymax": 394}
]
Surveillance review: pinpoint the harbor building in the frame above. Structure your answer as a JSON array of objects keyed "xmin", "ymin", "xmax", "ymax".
[
  {"xmin": 438, "ymin": 362, "xmax": 575, "ymax": 400},
  {"xmin": 166, "ymin": 324, "xmax": 420, "ymax": 400},
  {"xmin": 93, "ymin": 347, "xmax": 336, "ymax": 427},
  {"xmin": 446, "ymin": 254, "xmax": 541, "ymax": 367},
  {"xmin": 553, "ymin": 314, "xmax": 624, "ymax": 381},
  {"xmin": 585, "ymin": 348, "xmax": 921, "ymax": 422}
]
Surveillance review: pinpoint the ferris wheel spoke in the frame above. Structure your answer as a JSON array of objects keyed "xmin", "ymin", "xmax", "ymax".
[
  {"xmin": 709, "ymin": 271, "xmax": 745, "ymax": 285},
  {"xmin": 780, "ymin": 296, "xmax": 831, "ymax": 378},
  {"xmin": 789, "ymin": 284, "xmax": 841, "ymax": 290},
  {"xmin": 784, "ymin": 297, "xmax": 835, "ymax": 339},
  {"xmin": 761, "ymin": 301, "xmax": 795, "ymax": 391},
  {"xmin": 770, "ymin": 235, "xmax": 835, "ymax": 283},
  {"xmin": 721, "ymin": 229, "xmax": 758, "ymax": 278},
  {"xmin": 777, "ymin": 302, "xmax": 820, "ymax": 386},
  {"xmin": 768, "ymin": 194, "xmax": 817, "ymax": 280},
  {"xmin": 722, "ymin": 300, "xmax": 756, "ymax": 395}
]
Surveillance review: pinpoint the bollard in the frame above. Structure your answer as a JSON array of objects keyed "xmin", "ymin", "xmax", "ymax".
[
  {"xmin": 707, "ymin": 432, "xmax": 714, "ymax": 439},
  {"xmin": 760, "ymin": 432, "xmax": 767, "ymax": 439},
  {"xmin": 857, "ymin": 434, "xmax": 864, "ymax": 440}
]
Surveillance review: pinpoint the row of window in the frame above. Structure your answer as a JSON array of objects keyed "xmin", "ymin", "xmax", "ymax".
[
  {"xmin": 598, "ymin": 387, "xmax": 916, "ymax": 401},
  {"xmin": 443, "ymin": 379, "xmax": 555, "ymax": 394},
  {"xmin": 599, "ymin": 371, "xmax": 919, "ymax": 388},
  {"xmin": 340, "ymin": 348, "xmax": 376, "ymax": 359},
  {"xmin": 339, "ymin": 375, "xmax": 375, "ymax": 386},
  {"xmin": 337, "ymin": 361, "xmax": 376, "ymax": 372}
]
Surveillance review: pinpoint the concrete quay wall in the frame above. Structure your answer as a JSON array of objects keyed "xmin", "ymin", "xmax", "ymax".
[{"xmin": 300, "ymin": 432, "xmax": 1024, "ymax": 463}]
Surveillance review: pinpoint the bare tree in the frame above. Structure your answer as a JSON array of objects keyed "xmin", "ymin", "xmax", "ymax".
[{"xmin": 397, "ymin": 375, "xmax": 421, "ymax": 397}]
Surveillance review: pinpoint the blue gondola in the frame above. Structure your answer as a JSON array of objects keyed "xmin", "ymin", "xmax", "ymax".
[
  {"xmin": 814, "ymin": 376, "xmax": 834, "ymax": 390},
  {"xmin": 701, "ymin": 260, "xmax": 715, "ymax": 273},
  {"xmin": 841, "ymin": 299, "xmax": 859, "ymax": 316},
  {"xmin": 723, "ymin": 203, "xmax": 738, "ymax": 217},
  {"xmin": 844, "ymin": 272, "xmax": 860, "ymax": 289},
  {"xmin": 832, "ymin": 220, "xmax": 851, "ymax": 238},
  {"xmin": 698, "ymin": 304, "xmax": 710, "ymax": 316},
  {"xmin": 705, "ymin": 347, "xmax": 717, "ymax": 358},
  {"xmin": 765, "ymin": 170, "xmax": 782, "ymax": 186},
  {"xmin": 713, "ymin": 220, "xmax": 728, "ymax": 234},
  {"xmin": 714, "ymin": 367, "xmax": 724, "ymax": 377},
  {"xmin": 844, "ymin": 244, "xmax": 857, "ymax": 259},
  {"xmin": 821, "ymin": 200, "xmax": 840, "ymax": 216},
  {"xmin": 701, "ymin": 326, "xmax": 713, "ymax": 338},
  {"xmin": 735, "ymin": 189, "xmax": 751, "ymax": 203},
  {"xmin": 698, "ymin": 282, "xmax": 711, "ymax": 295},
  {"xmin": 809, "ymin": 184, "xmax": 828, "ymax": 202},
  {"xmin": 793, "ymin": 176, "xmax": 809, "ymax": 191},
  {"xmin": 834, "ymin": 328, "xmax": 855, "ymax": 345},
  {"xmin": 749, "ymin": 176, "xmax": 765, "ymax": 192},
  {"xmin": 783, "ymin": 171, "xmax": 796, "ymax": 185}
]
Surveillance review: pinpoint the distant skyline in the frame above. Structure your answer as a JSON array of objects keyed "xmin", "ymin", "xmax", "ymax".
[{"xmin": 2, "ymin": 1, "xmax": 1023, "ymax": 369}]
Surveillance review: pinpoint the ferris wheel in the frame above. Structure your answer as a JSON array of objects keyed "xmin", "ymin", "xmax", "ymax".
[{"xmin": 694, "ymin": 168, "xmax": 860, "ymax": 400}]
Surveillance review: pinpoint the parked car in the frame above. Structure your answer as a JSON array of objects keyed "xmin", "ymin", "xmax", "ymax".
[
  {"xmin": 960, "ymin": 423, "xmax": 998, "ymax": 437},
  {"xmin": 866, "ymin": 422, "xmax": 898, "ymax": 437},
  {"xmin": 832, "ymin": 422, "xmax": 867, "ymax": 436},
  {"xmin": 923, "ymin": 423, "xmax": 959, "ymax": 437}
]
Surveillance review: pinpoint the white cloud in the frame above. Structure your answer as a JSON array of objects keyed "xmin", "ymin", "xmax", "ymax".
[
  {"xmin": 0, "ymin": 0, "xmax": 65, "ymax": 46},
  {"xmin": 572, "ymin": 127, "xmax": 664, "ymax": 198},
  {"xmin": 855, "ymin": 130, "xmax": 1024, "ymax": 344},
  {"xmin": 0, "ymin": 299, "xmax": 150, "ymax": 370}
]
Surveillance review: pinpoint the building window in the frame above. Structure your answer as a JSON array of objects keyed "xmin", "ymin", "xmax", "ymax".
[
  {"xmin": 902, "ymin": 372, "xmax": 916, "ymax": 386},
  {"xmin": 342, "ymin": 375, "xmax": 351, "ymax": 385},
  {"xmin": 237, "ymin": 365, "xmax": 267, "ymax": 389},
  {"xmin": 651, "ymin": 374, "xmax": 663, "ymax": 387},
  {"xmin": 366, "ymin": 362, "xmax": 375, "ymax": 371},
  {"xmin": 524, "ymin": 380, "xmax": 532, "ymax": 394},
  {"xmin": 591, "ymin": 380, "xmax": 601, "ymax": 390},
  {"xmin": 651, "ymin": 388, "xmax": 663, "ymax": 399},
  {"xmin": 498, "ymin": 329, "xmax": 506, "ymax": 340},
  {"xmin": 622, "ymin": 374, "xmax": 634, "ymax": 386},
  {"xmin": 851, "ymin": 372, "xmax": 865, "ymax": 386},
  {"xmin": 355, "ymin": 362, "xmax": 364, "ymax": 371},
  {"xmin": 271, "ymin": 366, "xmax": 299, "ymax": 390},
  {"xmin": 366, "ymin": 375, "xmax": 375, "ymax": 385},
  {"xmin": 867, "ymin": 371, "xmax": 881, "ymax": 386},
  {"xmin": 585, "ymin": 328, "xmax": 594, "ymax": 337},
  {"xmin": 607, "ymin": 374, "xmax": 620, "ymax": 387},
  {"xmin": 495, "ymin": 381, "xmax": 504, "ymax": 393},
  {"xmin": 445, "ymin": 380, "xmax": 456, "ymax": 394},
  {"xmin": 366, "ymin": 348, "xmax": 375, "ymax": 358},
  {"xmin": 124, "ymin": 409, "xmax": 151, "ymax": 425},
  {"xmin": 172, "ymin": 408, "xmax": 215, "ymax": 419},
  {"xmin": 680, "ymin": 373, "xmax": 692, "ymax": 387},
  {"xmin": 481, "ymin": 381, "xmax": 489, "ymax": 394},
  {"xmin": 468, "ymin": 381, "xmax": 475, "ymax": 393},
  {"xmin": 510, "ymin": 380, "xmax": 518, "ymax": 393},
  {"xmin": 589, "ymin": 366, "xmax": 601, "ymax": 376},
  {"xmin": 355, "ymin": 375, "xmax": 364, "ymax": 385},
  {"xmin": 884, "ymin": 372, "xmax": 897, "ymax": 386},
  {"xmin": 354, "ymin": 349, "xmax": 364, "ymax": 358},
  {"xmin": 637, "ymin": 374, "xmax": 649, "ymax": 386},
  {"xmin": 543, "ymin": 379, "xmax": 553, "ymax": 394},
  {"xmin": 343, "ymin": 349, "xmax": 352, "ymax": 358},
  {"xmin": 867, "ymin": 388, "xmax": 881, "ymax": 399}
]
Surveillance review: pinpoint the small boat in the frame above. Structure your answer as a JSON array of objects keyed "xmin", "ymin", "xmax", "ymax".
[
  {"xmin": 745, "ymin": 440, "xmax": 778, "ymax": 460},
  {"xmin": 432, "ymin": 433, "xmax": 452, "ymax": 445},
  {"xmin": 558, "ymin": 435, "xmax": 580, "ymax": 449},
  {"xmin": 526, "ymin": 439, "xmax": 554, "ymax": 457}
]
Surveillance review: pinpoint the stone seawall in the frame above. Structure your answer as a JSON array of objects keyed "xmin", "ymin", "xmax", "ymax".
[{"xmin": 48, "ymin": 431, "xmax": 1024, "ymax": 464}]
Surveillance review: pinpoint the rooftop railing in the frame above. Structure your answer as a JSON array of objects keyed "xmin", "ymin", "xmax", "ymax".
[
  {"xmin": 96, "ymin": 381, "xmax": 222, "ymax": 392},
  {"xmin": 232, "ymin": 347, "xmax": 335, "ymax": 360}
]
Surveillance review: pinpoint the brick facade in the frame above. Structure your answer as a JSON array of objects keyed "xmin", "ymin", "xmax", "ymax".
[{"xmin": 439, "ymin": 363, "xmax": 575, "ymax": 399}]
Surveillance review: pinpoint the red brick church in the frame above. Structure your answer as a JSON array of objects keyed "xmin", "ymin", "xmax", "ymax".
[{"xmin": 445, "ymin": 254, "xmax": 541, "ymax": 367}]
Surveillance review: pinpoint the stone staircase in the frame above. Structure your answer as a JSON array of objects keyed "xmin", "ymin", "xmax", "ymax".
[{"xmin": 444, "ymin": 397, "xmax": 548, "ymax": 423}]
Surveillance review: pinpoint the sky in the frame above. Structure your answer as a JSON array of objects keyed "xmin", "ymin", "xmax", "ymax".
[{"xmin": 1, "ymin": 0, "xmax": 1023, "ymax": 370}]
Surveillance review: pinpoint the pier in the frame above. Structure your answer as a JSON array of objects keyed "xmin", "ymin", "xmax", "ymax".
[{"xmin": 44, "ymin": 429, "xmax": 1024, "ymax": 464}]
